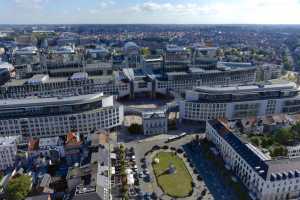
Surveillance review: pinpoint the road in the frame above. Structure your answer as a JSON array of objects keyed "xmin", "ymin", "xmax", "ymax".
[{"xmin": 183, "ymin": 144, "xmax": 238, "ymax": 200}]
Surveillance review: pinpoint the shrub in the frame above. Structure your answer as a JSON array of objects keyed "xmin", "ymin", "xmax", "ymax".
[
  {"xmin": 250, "ymin": 137, "xmax": 259, "ymax": 146},
  {"xmin": 6, "ymin": 175, "xmax": 32, "ymax": 200},
  {"xmin": 128, "ymin": 123, "xmax": 142, "ymax": 134}
]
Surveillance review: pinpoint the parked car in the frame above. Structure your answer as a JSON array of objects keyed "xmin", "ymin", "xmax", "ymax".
[
  {"xmin": 144, "ymin": 169, "xmax": 149, "ymax": 175},
  {"xmin": 139, "ymin": 171, "xmax": 144, "ymax": 178}
]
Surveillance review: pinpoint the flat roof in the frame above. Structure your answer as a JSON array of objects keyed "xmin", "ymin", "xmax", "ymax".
[
  {"xmin": 194, "ymin": 81, "xmax": 297, "ymax": 94},
  {"xmin": 166, "ymin": 44, "xmax": 187, "ymax": 52},
  {"xmin": 143, "ymin": 110, "xmax": 166, "ymax": 119},
  {"xmin": 0, "ymin": 93, "xmax": 106, "ymax": 109},
  {"xmin": 3, "ymin": 74, "xmax": 115, "ymax": 87},
  {"xmin": 0, "ymin": 136, "xmax": 19, "ymax": 145}
]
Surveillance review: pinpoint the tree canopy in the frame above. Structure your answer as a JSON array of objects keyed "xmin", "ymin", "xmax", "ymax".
[
  {"xmin": 128, "ymin": 123, "xmax": 142, "ymax": 134},
  {"xmin": 273, "ymin": 128, "xmax": 293, "ymax": 146},
  {"xmin": 6, "ymin": 175, "xmax": 32, "ymax": 200}
]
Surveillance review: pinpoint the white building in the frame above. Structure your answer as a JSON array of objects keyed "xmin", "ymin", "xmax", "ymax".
[
  {"xmin": 257, "ymin": 64, "xmax": 282, "ymax": 81},
  {"xmin": 0, "ymin": 59, "xmax": 256, "ymax": 100},
  {"xmin": 164, "ymin": 45, "xmax": 190, "ymax": 72},
  {"xmin": 0, "ymin": 93, "xmax": 124, "ymax": 143},
  {"xmin": 13, "ymin": 46, "xmax": 40, "ymax": 66},
  {"xmin": 124, "ymin": 42, "xmax": 140, "ymax": 68},
  {"xmin": 180, "ymin": 81, "xmax": 300, "ymax": 122},
  {"xmin": 190, "ymin": 46, "xmax": 218, "ymax": 69},
  {"xmin": 0, "ymin": 136, "xmax": 19, "ymax": 170},
  {"xmin": 142, "ymin": 110, "xmax": 168, "ymax": 135},
  {"xmin": 96, "ymin": 139, "xmax": 111, "ymax": 200},
  {"xmin": 207, "ymin": 120, "xmax": 300, "ymax": 200},
  {"xmin": 287, "ymin": 144, "xmax": 300, "ymax": 158}
]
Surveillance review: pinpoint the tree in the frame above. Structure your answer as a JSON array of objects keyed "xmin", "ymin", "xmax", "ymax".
[
  {"xmin": 271, "ymin": 146, "xmax": 287, "ymax": 157},
  {"xmin": 141, "ymin": 47, "xmax": 151, "ymax": 56},
  {"xmin": 128, "ymin": 123, "xmax": 142, "ymax": 134},
  {"xmin": 292, "ymin": 122, "xmax": 300, "ymax": 138},
  {"xmin": 273, "ymin": 128, "xmax": 293, "ymax": 145},
  {"xmin": 261, "ymin": 137, "xmax": 273, "ymax": 148},
  {"xmin": 6, "ymin": 175, "xmax": 32, "ymax": 200},
  {"xmin": 250, "ymin": 137, "xmax": 260, "ymax": 147},
  {"xmin": 283, "ymin": 54, "xmax": 293, "ymax": 71}
]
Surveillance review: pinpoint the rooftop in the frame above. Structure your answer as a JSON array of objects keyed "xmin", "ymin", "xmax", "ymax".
[
  {"xmin": 0, "ymin": 93, "xmax": 106, "ymax": 109},
  {"xmin": 143, "ymin": 110, "xmax": 166, "ymax": 119},
  {"xmin": 0, "ymin": 61, "xmax": 14, "ymax": 71},
  {"xmin": 14, "ymin": 46, "xmax": 38, "ymax": 55},
  {"xmin": 209, "ymin": 120, "xmax": 300, "ymax": 181},
  {"xmin": 26, "ymin": 74, "xmax": 49, "ymax": 85},
  {"xmin": 0, "ymin": 136, "xmax": 19, "ymax": 146},
  {"xmin": 70, "ymin": 72, "xmax": 88, "ymax": 81},
  {"xmin": 49, "ymin": 46, "xmax": 75, "ymax": 54},
  {"xmin": 39, "ymin": 137, "xmax": 62, "ymax": 147},
  {"xmin": 194, "ymin": 81, "xmax": 297, "ymax": 94},
  {"xmin": 166, "ymin": 44, "xmax": 187, "ymax": 52}
]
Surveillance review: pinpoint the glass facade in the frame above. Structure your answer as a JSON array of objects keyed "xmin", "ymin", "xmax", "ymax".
[{"xmin": 0, "ymin": 100, "xmax": 103, "ymax": 120}]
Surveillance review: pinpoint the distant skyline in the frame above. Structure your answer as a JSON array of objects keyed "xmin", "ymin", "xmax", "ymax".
[{"xmin": 0, "ymin": 0, "xmax": 300, "ymax": 24}]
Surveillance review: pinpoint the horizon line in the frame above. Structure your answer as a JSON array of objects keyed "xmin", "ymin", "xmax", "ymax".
[{"xmin": 1, "ymin": 23, "xmax": 300, "ymax": 26}]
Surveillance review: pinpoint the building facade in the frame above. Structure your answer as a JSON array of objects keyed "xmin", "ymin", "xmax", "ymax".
[
  {"xmin": 0, "ymin": 93, "xmax": 124, "ymax": 142},
  {"xmin": 180, "ymin": 81, "xmax": 300, "ymax": 122},
  {"xmin": 206, "ymin": 120, "xmax": 300, "ymax": 200},
  {"xmin": 256, "ymin": 64, "xmax": 282, "ymax": 81},
  {"xmin": 142, "ymin": 110, "xmax": 168, "ymax": 135},
  {"xmin": 163, "ymin": 45, "xmax": 190, "ymax": 72},
  {"xmin": 0, "ymin": 136, "xmax": 19, "ymax": 170},
  {"xmin": 287, "ymin": 144, "xmax": 300, "ymax": 158}
]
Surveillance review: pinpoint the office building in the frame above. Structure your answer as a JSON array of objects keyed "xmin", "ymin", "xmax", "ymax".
[
  {"xmin": 124, "ymin": 42, "xmax": 141, "ymax": 68},
  {"xmin": 180, "ymin": 81, "xmax": 300, "ymax": 122},
  {"xmin": 257, "ymin": 64, "xmax": 282, "ymax": 81},
  {"xmin": 0, "ymin": 93, "xmax": 124, "ymax": 142},
  {"xmin": 190, "ymin": 46, "xmax": 218, "ymax": 69},
  {"xmin": 163, "ymin": 45, "xmax": 190, "ymax": 72}
]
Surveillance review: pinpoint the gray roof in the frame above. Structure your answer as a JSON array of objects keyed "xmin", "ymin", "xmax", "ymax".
[
  {"xmin": 72, "ymin": 192, "xmax": 101, "ymax": 200},
  {"xmin": 0, "ymin": 93, "xmax": 105, "ymax": 109},
  {"xmin": 143, "ymin": 110, "xmax": 166, "ymax": 119},
  {"xmin": 209, "ymin": 120, "xmax": 300, "ymax": 181},
  {"xmin": 166, "ymin": 44, "xmax": 187, "ymax": 52},
  {"xmin": 194, "ymin": 81, "xmax": 297, "ymax": 94}
]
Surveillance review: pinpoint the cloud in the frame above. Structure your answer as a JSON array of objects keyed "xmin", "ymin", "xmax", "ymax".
[
  {"xmin": 89, "ymin": 9, "xmax": 98, "ymax": 14},
  {"xmin": 3, "ymin": 0, "xmax": 300, "ymax": 24},
  {"xmin": 13, "ymin": 0, "xmax": 48, "ymax": 9},
  {"xmin": 99, "ymin": 0, "xmax": 115, "ymax": 8},
  {"xmin": 88, "ymin": 0, "xmax": 115, "ymax": 14},
  {"xmin": 130, "ymin": 0, "xmax": 300, "ymax": 24},
  {"xmin": 131, "ymin": 2, "xmax": 222, "ymax": 15}
]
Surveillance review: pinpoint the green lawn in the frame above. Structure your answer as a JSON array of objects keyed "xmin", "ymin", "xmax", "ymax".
[{"xmin": 152, "ymin": 152, "xmax": 193, "ymax": 198}]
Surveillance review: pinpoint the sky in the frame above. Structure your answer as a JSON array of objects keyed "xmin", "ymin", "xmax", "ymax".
[{"xmin": 0, "ymin": 0, "xmax": 300, "ymax": 24}]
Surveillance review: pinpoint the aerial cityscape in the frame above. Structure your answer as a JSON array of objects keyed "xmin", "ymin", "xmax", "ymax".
[{"xmin": 1, "ymin": 1, "xmax": 300, "ymax": 200}]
